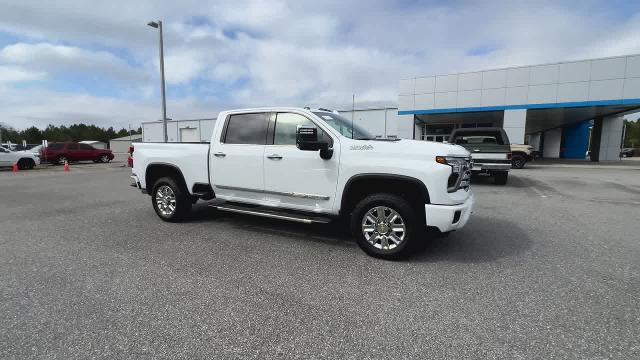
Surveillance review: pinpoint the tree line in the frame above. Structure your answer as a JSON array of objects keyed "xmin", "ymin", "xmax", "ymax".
[
  {"xmin": 624, "ymin": 119, "xmax": 640, "ymax": 148},
  {"xmin": 0, "ymin": 123, "xmax": 142, "ymax": 145}
]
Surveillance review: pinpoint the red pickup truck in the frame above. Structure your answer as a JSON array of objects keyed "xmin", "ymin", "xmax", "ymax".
[{"xmin": 43, "ymin": 142, "xmax": 114, "ymax": 164}]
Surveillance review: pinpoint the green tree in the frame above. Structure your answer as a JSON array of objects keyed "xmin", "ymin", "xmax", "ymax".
[{"xmin": 624, "ymin": 119, "xmax": 640, "ymax": 148}]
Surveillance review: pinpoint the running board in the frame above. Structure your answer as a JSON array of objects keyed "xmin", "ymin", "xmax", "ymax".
[{"xmin": 209, "ymin": 203, "xmax": 331, "ymax": 224}]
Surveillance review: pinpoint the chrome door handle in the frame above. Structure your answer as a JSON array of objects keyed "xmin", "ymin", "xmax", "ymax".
[
  {"xmin": 266, "ymin": 154, "xmax": 283, "ymax": 160},
  {"xmin": 214, "ymin": 152, "xmax": 226, "ymax": 157}
]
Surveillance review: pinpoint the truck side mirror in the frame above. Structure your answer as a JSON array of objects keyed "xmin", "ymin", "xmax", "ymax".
[{"xmin": 296, "ymin": 126, "xmax": 333, "ymax": 159}]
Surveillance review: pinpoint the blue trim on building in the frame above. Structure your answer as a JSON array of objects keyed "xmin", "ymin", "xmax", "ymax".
[{"xmin": 398, "ymin": 98, "xmax": 640, "ymax": 115}]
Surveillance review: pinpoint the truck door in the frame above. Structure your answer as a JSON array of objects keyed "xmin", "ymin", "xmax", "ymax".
[
  {"xmin": 262, "ymin": 112, "xmax": 340, "ymax": 213},
  {"xmin": 209, "ymin": 112, "xmax": 269, "ymax": 203}
]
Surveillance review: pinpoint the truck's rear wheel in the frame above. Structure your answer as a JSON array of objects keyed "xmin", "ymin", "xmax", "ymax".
[
  {"xmin": 351, "ymin": 193, "xmax": 420, "ymax": 260},
  {"xmin": 151, "ymin": 177, "xmax": 191, "ymax": 222}
]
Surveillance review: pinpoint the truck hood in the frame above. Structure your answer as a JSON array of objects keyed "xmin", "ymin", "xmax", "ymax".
[{"xmin": 345, "ymin": 138, "xmax": 470, "ymax": 158}]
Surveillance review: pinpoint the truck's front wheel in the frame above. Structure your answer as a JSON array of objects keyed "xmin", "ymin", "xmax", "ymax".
[
  {"xmin": 151, "ymin": 177, "xmax": 191, "ymax": 222},
  {"xmin": 351, "ymin": 193, "xmax": 420, "ymax": 260}
]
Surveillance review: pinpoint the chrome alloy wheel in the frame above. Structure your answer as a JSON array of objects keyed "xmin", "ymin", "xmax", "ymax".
[
  {"xmin": 361, "ymin": 206, "xmax": 406, "ymax": 250},
  {"xmin": 155, "ymin": 185, "xmax": 177, "ymax": 216},
  {"xmin": 100, "ymin": 155, "xmax": 109, "ymax": 163}
]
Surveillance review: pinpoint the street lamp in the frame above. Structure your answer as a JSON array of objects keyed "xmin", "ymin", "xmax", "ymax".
[{"xmin": 147, "ymin": 20, "xmax": 168, "ymax": 142}]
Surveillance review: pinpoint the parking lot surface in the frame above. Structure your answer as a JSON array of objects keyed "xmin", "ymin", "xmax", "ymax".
[{"xmin": 1, "ymin": 164, "xmax": 639, "ymax": 359}]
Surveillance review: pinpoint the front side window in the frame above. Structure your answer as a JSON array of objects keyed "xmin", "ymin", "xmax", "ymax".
[
  {"xmin": 223, "ymin": 113, "xmax": 269, "ymax": 145},
  {"xmin": 79, "ymin": 144, "xmax": 94, "ymax": 150},
  {"xmin": 273, "ymin": 113, "xmax": 326, "ymax": 145},
  {"xmin": 67, "ymin": 143, "xmax": 78, "ymax": 150}
]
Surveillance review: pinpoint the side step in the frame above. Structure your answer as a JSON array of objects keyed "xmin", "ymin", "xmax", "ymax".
[{"xmin": 209, "ymin": 203, "xmax": 331, "ymax": 224}]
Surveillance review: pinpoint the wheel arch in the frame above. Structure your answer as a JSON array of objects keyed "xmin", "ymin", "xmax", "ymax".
[
  {"xmin": 340, "ymin": 174, "xmax": 430, "ymax": 216},
  {"xmin": 145, "ymin": 163, "xmax": 188, "ymax": 196}
]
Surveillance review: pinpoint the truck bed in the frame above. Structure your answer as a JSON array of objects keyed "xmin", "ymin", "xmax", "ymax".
[{"xmin": 132, "ymin": 142, "xmax": 211, "ymax": 193}]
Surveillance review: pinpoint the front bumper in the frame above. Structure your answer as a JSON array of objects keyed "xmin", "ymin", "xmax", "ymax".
[{"xmin": 425, "ymin": 193, "xmax": 474, "ymax": 232}]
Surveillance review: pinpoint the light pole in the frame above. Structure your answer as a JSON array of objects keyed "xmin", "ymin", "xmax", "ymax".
[{"xmin": 147, "ymin": 20, "xmax": 168, "ymax": 142}]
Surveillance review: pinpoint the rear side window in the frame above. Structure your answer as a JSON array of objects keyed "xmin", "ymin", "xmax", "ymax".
[
  {"xmin": 79, "ymin": 144, "xmax": 93, "ymax": 150},
  {"xmin": 223, "ymin": 113, "xmax": 268, "ymax": 145},
  {"xmin": 49, "ymin": 143, "xmax": 64, "ymax": 150},
  {"xmin": 67, "ymin": 143, "xmax": 78, "ymax": 150},
  {"xmin": 452, "ymin": 132, "xmax": 505, "ymax": 145}
]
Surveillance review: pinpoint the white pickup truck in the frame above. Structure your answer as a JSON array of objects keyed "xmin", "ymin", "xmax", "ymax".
[{"xmin": 131, "ymin": 107, "xmax": 474, "ymax": 259}]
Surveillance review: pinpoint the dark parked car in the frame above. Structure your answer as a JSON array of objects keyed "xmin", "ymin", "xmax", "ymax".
[
  {"xmin": 620, "ymin": 148, "xmax": 634, "ymax": 157},
  {"xmin": 43, "ymin": 142, "xmax": 114, "ymax": 164}
]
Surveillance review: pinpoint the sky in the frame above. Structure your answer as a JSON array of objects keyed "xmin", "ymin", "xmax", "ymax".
[{"xmin": 1, "ymin": 0, "xmax": 640, "ymax": 130}]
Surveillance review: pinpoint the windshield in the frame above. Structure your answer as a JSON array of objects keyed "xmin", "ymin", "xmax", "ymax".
[{"xmin": 312, "ymin": 112, "xmax": 374, "ymax": 140}]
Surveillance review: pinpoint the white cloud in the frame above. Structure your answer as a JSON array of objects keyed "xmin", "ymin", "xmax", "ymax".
[
  {"xmin": 0, "ymin": 65, "xmax": 46, "ymax": 83},
  {"xmin": 0, "ymin": 42, "xmax": 148, "ymax": 84},
  {"xmin": 0, "ymin": 85, "xmax": 219, "ymax": 130}
]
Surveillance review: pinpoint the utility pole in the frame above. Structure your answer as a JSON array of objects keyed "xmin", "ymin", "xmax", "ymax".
[
  {"xmin": 147, "ymin": 20, "xmax": 168, "ymax": 142},
  {"xmin": 351, "ymin": 94, "xmax": 355, "ymax": 139}
]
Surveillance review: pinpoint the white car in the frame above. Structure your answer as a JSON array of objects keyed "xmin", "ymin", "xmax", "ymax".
[
  {"xmin": 0, "ymin": 146, "xmax": 40, "ymax": 170},
  {"xmin": 131, "ymin": 107, "xmax": 474, "ymax": 259}
]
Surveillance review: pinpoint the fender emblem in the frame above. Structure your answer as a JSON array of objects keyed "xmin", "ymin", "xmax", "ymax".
[{"xmin": 350, "ymin": 145, "xmax": 374, "ymax": 151}]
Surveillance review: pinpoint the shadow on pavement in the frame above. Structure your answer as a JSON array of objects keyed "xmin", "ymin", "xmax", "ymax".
[
  {"xmin": 407, "ymin": 215, "xmax": 532, "ymax": 264},
  {"xmin": 187, "ymin": 203, "xmax": 354, "ymax": 248},
  {"xmin": 188, "ymin": 204, "xmax": 531, "ymax": 262}
]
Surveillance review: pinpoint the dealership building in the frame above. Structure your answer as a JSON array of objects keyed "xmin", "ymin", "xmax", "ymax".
[{"xmin": 396, "ymin": 54, "xmax": 640, "ymax": 160}]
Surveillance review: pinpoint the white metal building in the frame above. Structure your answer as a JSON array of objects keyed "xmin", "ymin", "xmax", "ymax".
[
  {"xmin": 109, "ymin": 134, "xmax": 142, "ymax": 160},
  {"xmin": 79, "ymin": 140, "xmax": 107, "ymax": 149},
  {"xmin": 337, "ymin": 107, "xmax": 398, "ymax": 138},
  {"xmin": 142, "ymin": 118, "xmax": 216, "ymax": 143}
]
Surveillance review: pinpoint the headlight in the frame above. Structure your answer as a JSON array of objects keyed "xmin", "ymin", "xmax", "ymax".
[
  {"xmin": 436, "ymin": 156, "xmax": 471, "ymax": 192},
  {"xmin": 436, "ymin": 156, "xmax": 465, "ymax": 172}
]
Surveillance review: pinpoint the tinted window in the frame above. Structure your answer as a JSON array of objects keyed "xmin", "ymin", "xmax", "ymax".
[
  {"xmin": 67, "ymin": 143, "xmax": 78, "ymax": 150},
  {"xmin": 223, "ymin": 113, "xmax": 268, "ymax": 145},
  {"xmin": 452, "ymin": 131, "xmax": 505, "ymax": 145},
  {"xmin": 0, "ymin": 147, "xmax": 7, "ymax": 153},
  {"xmin": 79, "ymin": 143, "xmax": 94, "ymax": 150},
  {"xmin": 49, "ymin": 143, "xmax": 64, "ymax": 150},
  {"xmin": 274, "ymin": 113, "xmax": 327, "ymax": 145}
]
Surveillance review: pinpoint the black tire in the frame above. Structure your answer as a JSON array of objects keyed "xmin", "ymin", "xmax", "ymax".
[
  {"xmin": 17, "ymin": 158, "xmax": 35, "ymax": 170},
  {"xmin": 98, "ymin": 154, "xmax": 110, "ymax": 163},
  {"xmin": 494, "ymin": 171, "xmax": 508, "ymax": 185},
  {"xmin": 151, "ymin": 176, "xmax": 192, "ymax": 222},
  {"xmin": 511, "ymin": 154, "xmax": 526, "ymax": 169},
  {"xmin": 350, "ymin": 193, "xmax": 422, "ymax": 260}
]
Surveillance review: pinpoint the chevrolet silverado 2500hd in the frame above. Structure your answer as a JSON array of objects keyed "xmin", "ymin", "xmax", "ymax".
[{"xmin": 131, "ymin": 108, "xmax": 474, "ymax": 259}]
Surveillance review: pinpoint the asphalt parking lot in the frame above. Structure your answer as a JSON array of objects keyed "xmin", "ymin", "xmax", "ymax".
[{"xmin": 1, "ymin": 164, "xmax": 639, "ymax": 359}]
